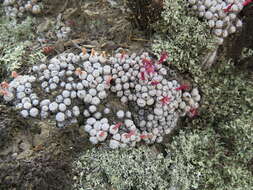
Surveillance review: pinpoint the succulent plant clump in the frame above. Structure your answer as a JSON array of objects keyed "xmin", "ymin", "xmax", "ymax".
[{"xmin": 0, "ymin": 49, "xmax": 201, "ymax": 148}]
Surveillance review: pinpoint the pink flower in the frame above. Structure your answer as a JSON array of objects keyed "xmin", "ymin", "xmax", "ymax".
[
  {"xmin": 188, "ymin": 108, "xmax": 198, "ymax": 118},
  {"xmin": 125, "ymin": 130, "xmax": 135, "ymax": 138},
  {"xmin": 99, "ymin": 131, "xmax": 106, "ymax": 137},
  {"xmin": 0, "ymin": 90, "xmax": 8, "ymax": 96},
  {"xmin": 42, "ymin": 46, "xmax": 54, "ymax": 54},
  {"xmin": 175, "ymin": 84, "xmax": 190, "ymax": 91},
  {"xmin": 151, "ymin": 80, "xmax": 160, "ymax": 85},
  {"xmin": 145, "ymin": 64, "xmax": 155, "ymax": 74},
  {"xmin": 140, "ymin": 134, "xmax": 153, "ymax": 139},
  {"xmin": 11, "ymin": 71, "xmax": 19, "ymax": 78},
  {"xmin": 120, "ymin": 50, "xmax": 127, "ymax": 60},
  {"xmin": 243, "ymin": 0, "xmax": 252, "ymax": 6},
  {"xmin": 158, "ymin": 51, "xmax": 169, "ymax": 64},
  {"xmin": 160, "ymin": 96, "xmax": 171, "ymax": 105},
  {"xmin": 142, "ymin": 58, "xmax": 155, "ymax": 74},
  {"xmin": 223, "ymin": 3, "xmax": 234, "ymax": 12},
  {"xmin": 140, "ymin": 72, "xmax": 146, "ymax": 80},
  {"xmin": 106, "ymin": 76, "xmax": 113, "ymax": 85},
  {"xmin": 142, "ymin": 58, "xmax": 152, "ymax": 65},
  {"xmin": 0, "ymin": 81, "xmax": 9, "ymax": 89},
  {"xmin": 112, "ymin": 122, "xmax": 123, "ymax": 130}
]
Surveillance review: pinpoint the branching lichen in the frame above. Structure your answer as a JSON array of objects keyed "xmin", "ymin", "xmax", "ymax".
[
  {"xmin": 73, "ymin": 146, "xmax": 171, "ymax": 190},
  {"xmin": 152, "ymin": 0, "xmax": 253, "ymax": 123},
  {"xmin": 152, "ymin": 0, "xmax": 216, "ymax": 77},
  {"xmin": 0, "ymin": 16, "xmax": 44, "ymax": 80},
  {"xmin": 73, "ymin": 112, "xmax": 253, "ymax": 190},
  {"xmin": 168, "ymin": 113, "xmax": 253, "ymax": 190}
]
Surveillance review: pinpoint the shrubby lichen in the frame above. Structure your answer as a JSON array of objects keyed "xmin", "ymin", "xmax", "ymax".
[
  {"xmin": 73, "ymin": 112, "xmax": 253, "ymax": 190},
  {"xmin": 152, "ymin": 0, "xmax": 253, "ymax": 123},
  {"xmin": 167, "ymin": 128, "xmax": 222, "ymax": 190},
  {"xmin": 152, "ymin": 0, "xmax": 216, "ymax": 81},
  {"xmin": 151, "ymin": 0, "xmax": 253, "ymax": 189},
  {"xmin": 73, "ymin": 146, "xmax": 171, "ymax": 190},
  {"xmin": 168, "ymin": 112, "xmax": 253, "ymax": 190},
  {"xmin": 0, "ymin": 15, "xmax": 44, "ymax": 80}
]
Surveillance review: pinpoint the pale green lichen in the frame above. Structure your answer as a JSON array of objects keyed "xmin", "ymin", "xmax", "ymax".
[
  {"xmin": 73, "ymin": 146, "xmax": 172, "ymax": 190},
  {"xmin": 152, "ymin": 0, "xmax": 216, "ymax": 83},
  {"xmin": 168, "ymin": 112, "xmax": 253, "ymax": 190},
  {"xmin": 73, "ymin": 112, "xmax": 253, "ymax": 190},
  {"xmin": 151, "ymin": 0, "xmax": 253, "ymax": 189},
  {"xmin": 73, "ymin": 111, "xmax": 253, "ymax": 190},
  {"xmin": 152, "ymin": 0, "xmax": 253, "ymax": 123},
  {"xmin": 0, "ymin": 16, "xmax": 44, "ymax": 79}
]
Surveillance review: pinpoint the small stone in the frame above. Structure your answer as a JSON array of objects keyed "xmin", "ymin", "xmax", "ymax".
[{"xmin": 89, "ymin": 105, "xmax": 97, "ymax": 113}]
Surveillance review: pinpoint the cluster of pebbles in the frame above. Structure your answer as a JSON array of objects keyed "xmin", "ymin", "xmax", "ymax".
[
  {"xmin": 0, "ymin": 50, "xmax": 201, "ymax": 148},
  {"xmin": 2, "ymin": 0, "xmax": 42, "ymax": 18},
  {"xmin": 187, "ymin": 0, "xmax": 248, "ymax": 44}
]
